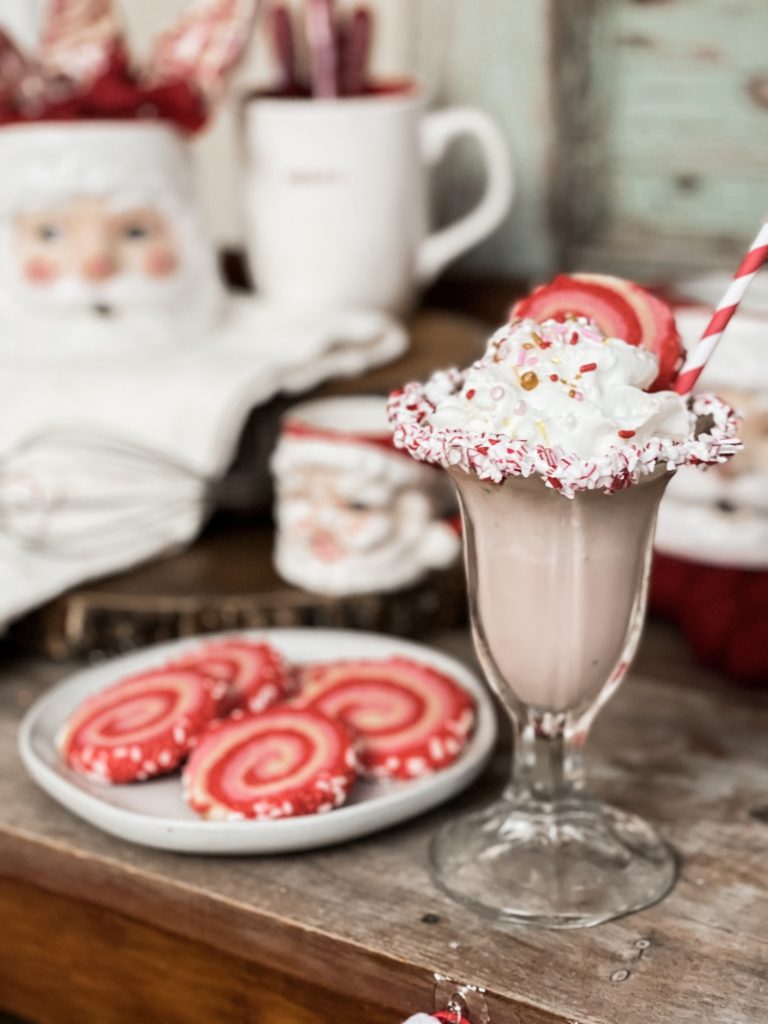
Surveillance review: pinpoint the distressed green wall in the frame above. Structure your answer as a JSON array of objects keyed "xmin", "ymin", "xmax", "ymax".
[
  {"xmin": 603, "ymin": 0, "xmax": 768, "ymax": 240},
  {"xmin": 422, "ymin": 0, "xmax": 768, "ymax": 279},
  {"xmin": 417, "ymin": 0, "xmax": 559, "ymax": 279}
]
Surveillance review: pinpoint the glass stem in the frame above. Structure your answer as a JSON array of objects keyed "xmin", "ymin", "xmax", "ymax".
[{"xmin": 507, "ymin": 710, "xmax": 588, "ymax": 804}]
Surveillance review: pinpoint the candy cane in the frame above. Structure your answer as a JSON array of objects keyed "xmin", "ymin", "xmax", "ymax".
[
  {"xmin": 40, "ymin": 0, "xmax": 123, "ymax": 84},
  {"xmin": 147, "ymin": 0, "xmax": 259, "ymax": 105},
  {"xmin": 674, "ymin": 221, "xmax": 768, "ymax": 395}
]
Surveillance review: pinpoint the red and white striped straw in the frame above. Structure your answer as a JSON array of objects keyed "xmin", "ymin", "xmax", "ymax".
[{"xmin": 674, "ymin": 220, "xmax": 768, "ymax": 395}]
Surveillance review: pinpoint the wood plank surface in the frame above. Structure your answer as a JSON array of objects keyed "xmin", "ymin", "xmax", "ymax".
[
  {"xmin": 0, "ymin": 877, "xmax": 396, "ymax": 1024},
  {"xmin": 0, "ymin": 624, "xmax": 767, "ymax": 1023}
]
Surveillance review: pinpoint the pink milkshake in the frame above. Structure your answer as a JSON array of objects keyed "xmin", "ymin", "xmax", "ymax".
[
  {"xmin": 389, "ymin": 301, "xmax": 740, "ymax": 928},
  {"xmin": 456, "ymin": 468, "xmax": 668, "ymax": 716}
]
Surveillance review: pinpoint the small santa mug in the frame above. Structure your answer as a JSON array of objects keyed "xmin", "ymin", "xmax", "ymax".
[{"xmin": 270, "ymin": 395, "xmax": 460, "ymax": 596}]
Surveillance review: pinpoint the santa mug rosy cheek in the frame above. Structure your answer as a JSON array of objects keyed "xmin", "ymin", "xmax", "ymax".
[
  {"xmin": 270, "ymin": 396, "xmax": 460, "ymax": 596},
  {"xmin": 14, "ymin": 200, "xmax": 180, "ymax": 289}
]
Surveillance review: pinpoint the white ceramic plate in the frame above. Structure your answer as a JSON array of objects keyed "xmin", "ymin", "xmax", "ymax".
[{"xmin": 19, "ymin": 629, "xmax": 496, "ymax": 855}]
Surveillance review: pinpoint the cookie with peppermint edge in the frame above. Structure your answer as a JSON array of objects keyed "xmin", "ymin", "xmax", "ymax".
[
  {"xmin": 183, "ymin": 707, "xmax": 359, "ymax": 821},
  {"xmin": 512, "ymin": 273, "xmax": 684, "ymax": 391},
  {"xmin": 170, "ymin": 638, "xmax": 293, "ymax": 716},
  {"xmin": 59, "ymin": 667, "xmax": 220, "ymax": 784},
  {"xmin": 294, "ymin": 657, "xmax": 476, "ymax": 781}
]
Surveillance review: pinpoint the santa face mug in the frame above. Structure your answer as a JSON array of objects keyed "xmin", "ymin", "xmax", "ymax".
[
  {"xmin": 242, "ymin": 83, "xmax": 514, "ymax": 316},
  {"xmin": 0, "ymin": 121, "xmax": 224, "ymax": 358},
  {"xmin": 656, "ymin": 304, "xmax": 768, "ymax": 567},
  {"xmin": 270, "ymin": 396, "xmax": 460, "ymax": 596}
]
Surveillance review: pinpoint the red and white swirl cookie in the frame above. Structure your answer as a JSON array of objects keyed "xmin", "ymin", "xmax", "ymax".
[
  {"xmin": 172, "ymin": 639, "xmax": 292, "ymax": 716},
  {"xmin": 183, "ymin": 707, "xmax": 358, "ymax": 821},
  {"xmin": 511, "ymin": 273, "xmax": 684, "ymax": 391},
  {"xmin": 60, "ymin": 668, "xmax": 219, "ymax": 784},
  {"xmin": 295, "ymin": 658, "xmax": 476, "ymax": 780}
]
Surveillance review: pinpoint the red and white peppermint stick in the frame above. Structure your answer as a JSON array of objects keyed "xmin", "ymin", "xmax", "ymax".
[
  {"xmin": 40, "ymin": 0, "xmax": 124, "ymax": 85},
  {"xmin": 147, "ymin": 0, "xmax": 259, "ymax": 104},
  {"xmin": 306, "ymin": 0, "xmax": 339, "ymax": 98},
  {"xmin": 674, "ymin": 221, "xmax": 768, "ymax": 395}
]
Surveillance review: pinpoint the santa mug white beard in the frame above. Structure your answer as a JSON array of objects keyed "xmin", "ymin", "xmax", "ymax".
[
  {"xmin": 270, "ymin": 396, "xmax": 460, "ymax": 596},
  {"xmin": 242, "ymin": 83, "xmax": 514, "ymax": 316},
  {"xmin": 0, "ymin": 122, "xmax": 224, "ymax": 358}
]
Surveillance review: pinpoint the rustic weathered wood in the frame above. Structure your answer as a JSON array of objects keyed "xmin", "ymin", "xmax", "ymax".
[
  {"xmin": 414, "ymin": 0, "xmax": 559, "ymax": 280},
  {"xmin": 1, "ymin": 624, "xmax": 767, "ymax": 1023},
  {"xmin": 0, "ymin": 877, "xmax": 397, "ymax": 1024}
]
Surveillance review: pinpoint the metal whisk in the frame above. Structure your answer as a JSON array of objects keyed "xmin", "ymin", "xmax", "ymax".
[{"xmin": 0, "ymin": 425, "xmax": 258, "ymax": 560}]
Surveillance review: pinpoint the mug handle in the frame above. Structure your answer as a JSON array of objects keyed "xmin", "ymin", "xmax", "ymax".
[{"xmin": 417, "ymin": 107, "xmax": 514, "ymax": 287}]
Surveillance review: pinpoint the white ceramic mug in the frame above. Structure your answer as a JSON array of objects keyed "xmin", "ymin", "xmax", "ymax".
[{"xmin": 242, "ymin": 84, "xmax": 514, "ymax": 315}]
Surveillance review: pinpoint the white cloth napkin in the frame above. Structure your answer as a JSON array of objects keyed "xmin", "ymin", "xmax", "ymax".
[{"xmin": 0, "ymin": 297, "xmax": 406, "ymax": 629}]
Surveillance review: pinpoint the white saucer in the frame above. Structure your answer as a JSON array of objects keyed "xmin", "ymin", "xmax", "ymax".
[{"xmin": 18, "ymin": 629, "xmax": 496, "ymax": 855}]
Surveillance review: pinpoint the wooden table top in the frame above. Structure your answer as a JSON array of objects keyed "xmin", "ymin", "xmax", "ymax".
[{"xmin": 0, "ymin": 623, "xmax": 767, "ymax": 1024}]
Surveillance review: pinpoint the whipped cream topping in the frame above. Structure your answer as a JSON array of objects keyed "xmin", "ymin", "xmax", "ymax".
[
  {"xmin": 428, "ymin": 318, "xmax": 693, "ymax": 457},
  {"xmin": 388, "ymin": 318, "xmax": 742, "ymax": 498}
]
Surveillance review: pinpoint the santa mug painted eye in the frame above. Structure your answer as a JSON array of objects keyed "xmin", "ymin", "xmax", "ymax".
[
  {"xmin": 0, "ymin": 0, "xmax": 258, "ymax": 358},
  {"xmin": 270, "ymin": 396, "xmax": 460, "ymax": 596}
]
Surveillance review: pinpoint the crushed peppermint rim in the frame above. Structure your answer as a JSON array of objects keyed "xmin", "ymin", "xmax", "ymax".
[{"xmin": 387, "ymin": 367, "xmax": 741, "ymax": 499}]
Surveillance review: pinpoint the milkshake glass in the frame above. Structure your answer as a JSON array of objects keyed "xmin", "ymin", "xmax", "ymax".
[
  {"xmin": 389, "ymin": 316, "xmax": 740, "ymax": 928},
  {"xmin": 436, "ymin": 467, "xmax": 672, "ymax": 927}
]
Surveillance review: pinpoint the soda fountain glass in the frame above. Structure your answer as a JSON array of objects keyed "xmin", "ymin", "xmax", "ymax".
[{"xmin": 430, "ymin": 468, "xmax": 676, "ymax": 928}]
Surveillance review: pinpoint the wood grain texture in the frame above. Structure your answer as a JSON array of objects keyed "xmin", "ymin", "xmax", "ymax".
[
  {"xmin": 1, "ymin": 624, "xmax": 767, "ymax": 1022},
  {"xmin": 0, "ymin": 877, "xmax": 398, "ymax": 1024}
]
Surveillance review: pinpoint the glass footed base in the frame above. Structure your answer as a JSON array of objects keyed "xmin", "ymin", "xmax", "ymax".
[{"xmin": 430, "ymin": 794, "xmax": 677, "ymax": 929}]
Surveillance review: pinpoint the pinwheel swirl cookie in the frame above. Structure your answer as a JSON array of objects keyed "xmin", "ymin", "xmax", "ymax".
[
  {"xmin": 182, "ymin": 708, "xmax": 358, "ymax": 820},
  {"xmin": 59, "ymin": 667, "xmax": 220, "ymax": 783},
  {"xmin": 295, "ymin": 657, "xmax": 476, "ymax": 780},
  {"xmin": 58, "ymin": 641, "xmax": 478, "ymax": 821},
  {"xmin": 171, "ymin": 639, "xmax": 293, "ymax": 716},
  {"xmin": 511, "ymin": 273, "xmax": 684, "ymax": 391}
]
